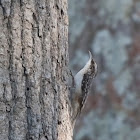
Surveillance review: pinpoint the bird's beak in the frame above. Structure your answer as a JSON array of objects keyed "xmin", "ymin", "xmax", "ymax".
[{"xmin": 88, "ymin": 51, "xmax": 93, "ymax": 60}]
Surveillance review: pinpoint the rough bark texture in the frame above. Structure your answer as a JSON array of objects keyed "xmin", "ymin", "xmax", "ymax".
[{"xmin": 0, "ymin": 0, "xmax": 72, "ymax": 140}]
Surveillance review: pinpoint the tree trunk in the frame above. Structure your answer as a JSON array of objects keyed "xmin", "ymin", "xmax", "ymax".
[{"xmin": 0, "ymin": 0, "xmax": 72, "ymax": 140}]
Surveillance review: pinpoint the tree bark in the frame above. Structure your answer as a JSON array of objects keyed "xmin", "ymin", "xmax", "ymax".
[{"xmin": 0, "ymin": 0, "xmax": 72, "ymax": 140}]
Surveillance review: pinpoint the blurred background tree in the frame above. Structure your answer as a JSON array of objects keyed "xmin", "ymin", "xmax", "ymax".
[{"xmin": 68, "ymin": 0, "xmax": 140, "ymax": 140}]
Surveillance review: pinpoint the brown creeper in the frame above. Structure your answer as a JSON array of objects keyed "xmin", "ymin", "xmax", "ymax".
[{"xmin": 71, "ymin": 51, "xmax": 97, "ymax": 122}]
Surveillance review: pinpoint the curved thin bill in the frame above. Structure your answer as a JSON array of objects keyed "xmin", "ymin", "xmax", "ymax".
[{"xmin": 88, "ymin": 51, "xmax": 93, "ymax": 60}]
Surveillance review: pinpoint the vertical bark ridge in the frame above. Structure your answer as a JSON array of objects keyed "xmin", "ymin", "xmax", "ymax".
[{"xmin": 7, "ymin": 1, "xmax": 21, "ymax": 139}]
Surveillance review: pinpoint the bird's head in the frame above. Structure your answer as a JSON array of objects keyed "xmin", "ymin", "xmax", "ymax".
[{"xmin": 81, "ymin": 51, "xmax": 97, "ymax": 78}]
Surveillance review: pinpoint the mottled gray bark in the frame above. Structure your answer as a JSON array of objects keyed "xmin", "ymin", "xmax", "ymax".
[
  {"xmin": 0, "ymin": 0, "xmax": 72, "ymax": 140},
  {"xmin": 69, "ymin": 0, "xmax": 140, "ymax": 140}
]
